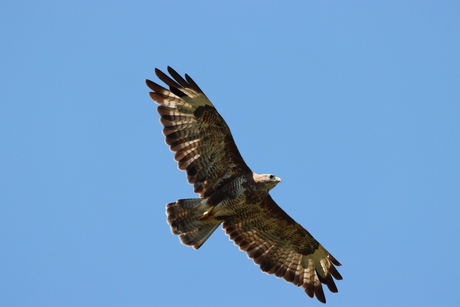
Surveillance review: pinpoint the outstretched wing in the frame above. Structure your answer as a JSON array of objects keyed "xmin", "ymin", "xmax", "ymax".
[
  {"xmin": 222, "ymin": 195, "xmax": 342, "ymax": 304},
  {"xmin": 146, "ymin": 67, "xmax": 251, "ymax": 198}
]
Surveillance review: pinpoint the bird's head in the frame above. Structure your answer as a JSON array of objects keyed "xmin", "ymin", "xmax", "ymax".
[{"xmin": 253, "ymin": 173, "xmax": 282, "ymax": 190}]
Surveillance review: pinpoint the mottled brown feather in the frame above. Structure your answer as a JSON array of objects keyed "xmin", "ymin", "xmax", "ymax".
[
  {"xmin": 146, "ymin": 67, "xmax": 251, "ymax": 197},
  {"xmin": 223, "ymin": 195, "xmax": 341, "ymax": 304}
]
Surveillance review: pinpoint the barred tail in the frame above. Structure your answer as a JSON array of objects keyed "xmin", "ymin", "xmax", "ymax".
[{"xmin": 166, "ymin": 199, "xmax": 222, "ymax": 249}]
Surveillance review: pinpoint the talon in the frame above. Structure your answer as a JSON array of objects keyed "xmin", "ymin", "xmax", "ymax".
[{"xmin": 198, "ymin": 206, "xmax": 214, "ymax": 220}]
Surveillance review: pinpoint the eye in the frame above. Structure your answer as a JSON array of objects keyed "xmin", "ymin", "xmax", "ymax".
[{"xmin": 268, "ymin": 174, "xmax": 275, "ymax": 180}]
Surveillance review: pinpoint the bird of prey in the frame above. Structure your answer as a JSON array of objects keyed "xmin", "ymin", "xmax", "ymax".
[{"xmin": 146, "ymin": 67, "xmax": 342, "ymax": 303}]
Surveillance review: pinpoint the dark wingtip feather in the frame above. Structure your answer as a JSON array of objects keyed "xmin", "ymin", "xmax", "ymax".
[
  {"xmin": 185, "ymin": 73, "xmax": 205, "ymax": 95},
  {"xmin": 329, "ymin": 264, "xmax": 343, "ymax": 280},
  {"xmin": 304, "ymin": 282, "xmax": 314, "ymax": 298},
  {"xmin": 167, "ymin": 66, "xmax": 190, "ymax": 88},
  {"xmin": 145, "ymin": 79, "xmax": 165, "ymax": 93},
  {"xmin": 325, "ymin": 274, "xmax": 338, "ymax": 293},
  {"xmin": 315, "ymin": 284, "xmax": 326, "ymax": 304},
  {"xmin": 154, "ymin": 68, "xmax": 162, "ymax": 79},
  {"xmin": 155, "ymin": 68, "xmax": 182, "ymax": 90},
  {"xmin": 328, "ymin": 254, "xmax": 341, "ymax": 266}
]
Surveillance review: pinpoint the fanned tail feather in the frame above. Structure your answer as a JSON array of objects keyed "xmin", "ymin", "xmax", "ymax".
[{"xmin": 166, "ymin": 199, "xmax": 221, "ymax": 249}]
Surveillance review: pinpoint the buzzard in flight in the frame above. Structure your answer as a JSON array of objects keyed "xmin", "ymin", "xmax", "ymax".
[{"xmin": 146, "ymin": 67, "xmax": 342, "ymax": 303}]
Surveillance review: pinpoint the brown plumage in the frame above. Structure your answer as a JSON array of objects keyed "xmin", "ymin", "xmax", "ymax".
[{"xmin": 146, "ymin": 67, "xmax": 342, "ymax": 303}]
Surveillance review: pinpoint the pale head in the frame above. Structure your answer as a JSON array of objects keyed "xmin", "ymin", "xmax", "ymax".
[{"xmin": 253, "ymin": 173, "xmax": 282, "ymax": 191}]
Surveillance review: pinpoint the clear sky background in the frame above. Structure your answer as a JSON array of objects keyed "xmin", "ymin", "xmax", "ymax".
[{"xmin": 1, "ymin": 1, "xmax": 459, "ymax": 306}]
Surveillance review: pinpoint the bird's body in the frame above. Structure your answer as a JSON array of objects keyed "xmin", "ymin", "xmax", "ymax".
[
  {"xmin": 146, "ymin": 67, "xmax": 342, "ymax": 303},
  {"xmin": 166, "ymin": 172, "xmax": 280, "ymax": 249}
]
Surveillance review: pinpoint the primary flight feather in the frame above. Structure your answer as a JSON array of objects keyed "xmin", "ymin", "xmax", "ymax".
[{"xmin": 146, "ymin": 67, "xmax": 342, "ymax": 303}]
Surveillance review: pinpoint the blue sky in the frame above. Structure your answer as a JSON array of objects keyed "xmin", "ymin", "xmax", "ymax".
[{"xmin": 1, "ymin": 1, "xmax": 459, "ymax": 306}]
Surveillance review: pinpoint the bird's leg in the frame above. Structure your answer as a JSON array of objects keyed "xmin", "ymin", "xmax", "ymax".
[{"xmin": 198, "ymin": 206, "xmax": 215, "ymax": 220}]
